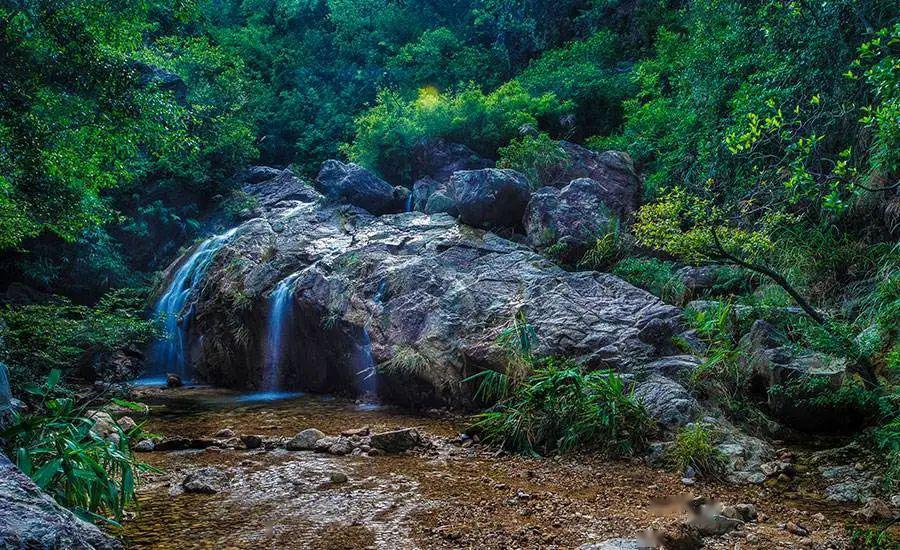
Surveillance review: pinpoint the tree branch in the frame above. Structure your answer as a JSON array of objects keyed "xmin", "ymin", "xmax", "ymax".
[{"xmin": 709, "ymin": 226, "xmax": 827, "ymax": 325}]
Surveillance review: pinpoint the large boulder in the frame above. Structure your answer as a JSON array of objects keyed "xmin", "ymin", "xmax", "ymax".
[
  {"xmin": 632, "ymin": 374, "xmax": 700, "ymax": 429},
  {"xmin": 241, "ymin": 168, "xmax": 321, "ymax": 211},
  {"xmin": 542, "ymin": 142, "xmax": 641, "ymax": 219},
  {"xmin": 0, "ymin": 453, "xmax": 122, "ymax": 549},
  {"xmin": 740, "ymin": 320, "xmax": 847, "ymax": 429},
  {"xmin": 409, "ymin": 139, "xmax": 493, "ymax": 184},
  {"xmin": 523, "ymin": 178, "xmax": 615, "ymax": 263},
  {"xmin": 170, "ymin": 198, "xmax": 684, "ymax": 408},
  {"xmin": 315, "ymin": 160, "xmax": 406, "ymax": 215},
  {"xmin": 741, "ymin": 320, "xmax": 846, "ymax": 389},
  {"xmin": 447, "ymin": 169, "xmax": 531, "ymax": 229}
]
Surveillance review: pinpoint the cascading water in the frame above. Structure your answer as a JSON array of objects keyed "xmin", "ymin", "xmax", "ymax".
[
  {"xmin": 261, "ymin": 273, "xmax": 300, "ymax": 392},
  {"xmin": 405, "ymin": 192, "xmax": 414, "ymax": 212},
  {"xmin": 0, "ymin": 361, "xmax": 11, "ymax": 413},
  {"xmin": 145, "ymin": 228, "xmax": 240, "ymax": 382},
  {"xmin": 353, "ymin": 328, "xmax": 379, "ymax": 399}
]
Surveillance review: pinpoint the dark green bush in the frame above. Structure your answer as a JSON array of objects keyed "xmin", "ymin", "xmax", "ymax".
[
  {"xmin": 666, "ymin": 423, "xmax": 727, "ymax": 478},
  {"xmin": 0, "ymin": 290, "xmax": 160, "ymax": 390},
  {"xmin": 610, "ymin": 257, "xmax": 685, "ymax": 304},
  {"xmin": 470, "ymin": 357, "xmax": 652, "ymax": 456}
]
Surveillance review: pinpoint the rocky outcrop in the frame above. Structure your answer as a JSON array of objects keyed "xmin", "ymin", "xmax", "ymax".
[
  {"xmin": 0, "ymin": 453, "xmax": 122, "ymax": 549},
  {"xmin": 170, "ymin": 191, "xmax": 684, "ymax": 408},
  {"xmin": 524, "ymin": 178, "xmax": 615, "ymax": 263},
  {"xmin": 446, "ymin": 168, "xmax": 531, "ymax": 229},
  {"xmin": 241, "ymin": 167, "xmax": 320, "ymax": 211},
  {"xmin": 541, "ymin": 142, "xmax": 641, "ymax": 219},
  {"xmin": 315, "ymin": 160, "xmax": 407, "ymax": 215},
  {"xmin": 409, "ymin": 139, "xmax": 494, "ymax": 184}
]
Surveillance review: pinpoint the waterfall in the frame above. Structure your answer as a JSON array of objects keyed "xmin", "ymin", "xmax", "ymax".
[
  {"xmin": 405, "ymin": 192, "xmax": 414, "ymax": 212},
  {"xmin": 0, "ymin": 362, "xmax": 11, "ymax": 413},
  {"xmin": 262, "ymin": 273, "xmax": 300, "ymax": 392},
  {"xmin": 353, "ymin": 328, "xmax": 378, "ymax": 398},
  {"xmin": 147, "ymin": 227, "xmax": 240, "ymax": 381}
]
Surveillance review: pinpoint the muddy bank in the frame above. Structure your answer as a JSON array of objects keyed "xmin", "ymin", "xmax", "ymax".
[{"xmin": 122, "ymin": 387, "xmax": 866, "ymax": 549}]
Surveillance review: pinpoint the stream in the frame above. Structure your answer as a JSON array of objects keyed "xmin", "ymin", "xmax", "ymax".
[{"xmin": 121, "ymin": 386, "xmax": 859, "ymax": 549}]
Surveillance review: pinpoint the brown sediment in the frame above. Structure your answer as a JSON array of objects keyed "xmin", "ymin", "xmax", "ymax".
[{"xmin": 121, "ymin": 387, "xmax": 865, "ymax": 549}]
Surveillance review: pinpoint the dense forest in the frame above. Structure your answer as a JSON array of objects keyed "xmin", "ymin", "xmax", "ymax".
[{"xmin": 0, "ymin": 0, "xmax": 898, "ymax": 547}]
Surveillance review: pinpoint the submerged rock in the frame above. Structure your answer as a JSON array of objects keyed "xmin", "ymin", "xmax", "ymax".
[
  {"xmin": 370, "ymin": 428, "xmax": 421, "ymax": 453},
  {"xmin": 182, "ymin": 467, "xmax": 229, "ymax": 494},
  {"xmin": 0, "ymin": 454, "xmax": 123, "ymax": 549},
  {"xmin": 286, "ymin": 428, "xmax": 326, "ymax": 451}
]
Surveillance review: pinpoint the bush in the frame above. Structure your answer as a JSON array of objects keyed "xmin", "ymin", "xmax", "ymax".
[
  {"xmin": 1, "ymin": 371, "xmax": 151, "ymax": 525},
  {"xmin": 768, "ymin": 377, "xmax": 885, "ymax": 433},
  {"xmin": 610, "ymin": 257, "xmax": 686, "ymax": 304},
  {"xmin": 497, "ymin": 133, "xmax": 568, "ymax": 188},
  {"xmin": 346, "ymin": 82, "xmax": 565, "ymax": 185},
  {"xmin": 470, "ymin": 357, "xmax": 652, "ymax": 456},
  {"xmin": 0, "ymin": 289, "xmax": 160, "ymax": 390},
  {"xmin": 666, "ymin": 424, "xmax": 727, "ymax": 478}
]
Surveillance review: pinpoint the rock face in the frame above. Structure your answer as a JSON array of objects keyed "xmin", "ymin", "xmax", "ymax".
[
  {"xmin": 632, "ymin": 375, "xmax": 699, "ymax": 429},
  {"xmin": 170, "ymin": 189, "xmax": 684, "ymax": 408},
  {"xmin": 447, "ymin": 168, "xmax": 531, "ymax": 229},
  {"xmin": 409, "ymin": 139, "xmax": 494, "ymax": 184},
  {"xmin": 542, "ymin": 142, "xmax": 641, "ymax": 219},
  {"xmin": 740, "ymin": 320, "xmax": 847, "ymax": 430},
  {"xmin": 0, "ymin": 453, "xmax": 122, "ymax": 549},
  {"xmin": 241, "ymin": 167, "xmax": 321, "ymax": 211},
  {"xmin": 315, "ymin": 160, "xmax": 406, "ymax": 215},
  {"xmin": 524, "ymin": 178, "xmax": 615, "ymax": 263}
]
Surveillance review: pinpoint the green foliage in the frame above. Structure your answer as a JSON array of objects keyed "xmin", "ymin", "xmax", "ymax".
[
  {"xmin": 346, "ymin": 83, "xmax": 564, "ymax": 185},
  {"xmin": 768, "ymin": 376, "xmax": 885, "ymax": 432},
  {"xmin": 378, "ymin": 345, "xmax": 431, "ymax": 376},
  {"xmin": 577, "ymin": 217, "xmax": 625, "ymax": 272},
  {"xmin": 497, "ymin": 133, "xmax": 567, "ymax": 187},
  {"xmin": 471, "ymin": 357, "xmax": 652, "ymax": 456},
  {"xmin": 666, "ymin": 424, "xmax": 727, "ymax": 477},
  {"xmin": 0, "ymin": 290, "xmax": 160, "ymax": 390},
  {"xmin": 610, "ymin": 257, "xmax": 685, "ymax": 304},
  {"xmin": 1, "ymin": 371, "xmax": 151, "ymax": 525}
]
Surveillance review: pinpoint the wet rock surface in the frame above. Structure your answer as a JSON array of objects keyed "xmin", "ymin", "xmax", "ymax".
[{"xmin": 0, "ymin": 453, "xmax": 122, "ymax": 549}]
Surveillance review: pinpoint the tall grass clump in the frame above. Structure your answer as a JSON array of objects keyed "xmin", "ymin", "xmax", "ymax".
[{"xmin": 470, "ymin": 358, "xmax": 652, "ymax": 456}]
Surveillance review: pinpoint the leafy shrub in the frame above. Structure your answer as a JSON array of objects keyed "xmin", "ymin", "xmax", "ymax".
[
  {"xmin": 1, "ymin": 371, "xmax": 150, "ymax": 525},
  {"xmin": 497, "ymin": 133, "xmax": 567, "ymax": 187},
  {"xmin": 346, "ymin": 82, "xmax": 565, "ymax": 185},
  {"xmin": 470, "ymin": 357, "xmax": 652, "ymax": 456},
  {"xmin": 610, "ymin": 257, "xmax": 685, "ymax": 304},
  {"xmin": 578, "ymin": 217, "xmax": 625, "ymax": 271},
  {"xmin": 768, "ymin": 377, "xmax": 884, "ymax": 433},
  {"xmin": 666, "ymin": 424, "xmax": 727, "ymax": 477},
  {"xmin": 0, "ymin": 289, "xmax": 160, "ymax": 390}
]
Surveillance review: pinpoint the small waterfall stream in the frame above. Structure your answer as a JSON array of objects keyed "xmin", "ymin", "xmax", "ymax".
[
  {"xmin": 262, "ymin": 273, "xmax": 300, "ymax": 392},
  {"xmin": 146, "ymin": 228, "xmax": 240, "ymax": 382}
]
